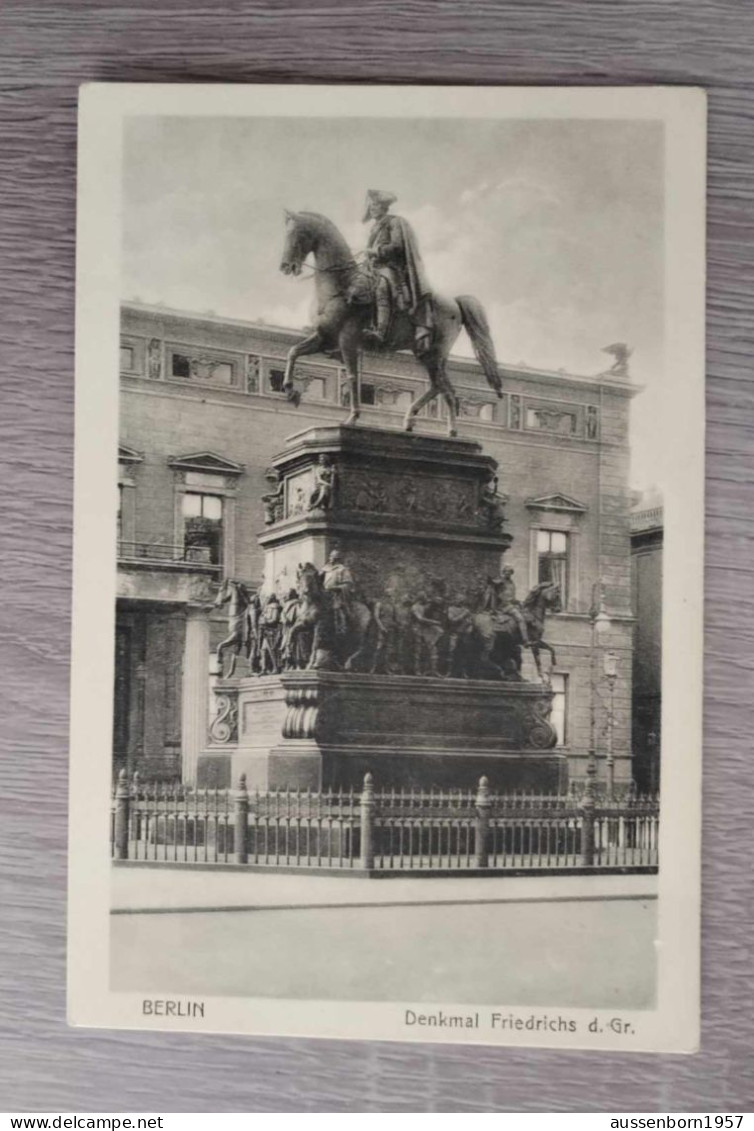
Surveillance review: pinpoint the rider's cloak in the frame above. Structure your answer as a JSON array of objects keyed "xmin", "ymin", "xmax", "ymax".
[{"xmin": 368, "ymin": 215, "xmax": 431, "ymax": 312}]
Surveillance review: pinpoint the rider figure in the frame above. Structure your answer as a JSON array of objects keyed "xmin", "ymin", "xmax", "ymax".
[
  {"xmin": 259, "ymin": 592, "xmax": 283, "ymax": 673},
  {"xmin": 446, "ymin": 591, "xmax": 475, "ymax": 678},
  {"xmin": 483, "ymin": 565, "xmax": 531, "ymax": 648},
  {"xmin": 321, "ymin": 547, "xmax": 355, "ymax": 638},
  {"xmin": 280, "ymin": 587, "xmax": 301, "ymax": 669},
  {"xmin": 360, "ymin": 189, "xmax": 432, "ymax": 354},
  {"xmin": 410, "ymin": 588, "xmax": 445, "ymax": 677}
]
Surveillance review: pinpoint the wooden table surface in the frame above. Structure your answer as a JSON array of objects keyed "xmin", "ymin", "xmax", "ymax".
[{"xmin": 1, "ymin": 0, "xmax": 752, "ymax": 1113}]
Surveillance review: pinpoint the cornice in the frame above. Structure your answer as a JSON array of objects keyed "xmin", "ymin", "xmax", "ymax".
[{"xmin": 120, "ymin": 302, "xmax": 641, "ymax": 399}]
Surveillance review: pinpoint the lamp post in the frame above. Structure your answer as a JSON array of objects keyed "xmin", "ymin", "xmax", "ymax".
[
  {"xmin": 588, "ymin": 582, "xmax": 610, "ymax": 796},
  {"xmin": 603, "ymin": 649, "xmax": 618, "ymax": 798}
]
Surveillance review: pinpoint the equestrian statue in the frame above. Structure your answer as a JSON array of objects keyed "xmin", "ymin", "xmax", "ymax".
[{"xmin": 279, "ymin": 190, "xmax": 503, "ymax": 436}]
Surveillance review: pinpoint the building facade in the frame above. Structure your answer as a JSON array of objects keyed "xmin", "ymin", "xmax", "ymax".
[
  {"xmin": 115, "ymin": 301, "xmax": 638, "ymax": 789},
  {"xmin": 630, "ymin": 496, "xmax": 663, "ymax": 794}
]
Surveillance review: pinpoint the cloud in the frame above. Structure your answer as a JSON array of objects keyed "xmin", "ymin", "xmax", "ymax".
[{"xmin": 255, "ymin": 294, "xmax": 315, "ymax": 330}]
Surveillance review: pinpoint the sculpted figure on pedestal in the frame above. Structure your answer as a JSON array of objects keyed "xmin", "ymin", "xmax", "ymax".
[
  {"xmin": 258, "ymin": 592, "xmax": 283, "ymax": 674},
  {"xmin": 410, "ymin": 587, "xmax": 446, "ymax": 677},
  {"xmin": 261, "ymin": 468, "xmax": 284, "ymax": 525},
  {"xmin": 246, "ymin": 591, "xmax": 263, "ymax": 674},
  {"xmin": 307, "ymin": 455, "xmax": 336, "ymax": 512},
  {"xmin": 280, "ymin": 588, "xmax": 304, "ymax": 670},
  {"xmin": 321, "ymin": 547, "xmax": 355, "ymax": 639},
  {"xmin": 445, "ymin": 591, "xmax": 476, "ymax": 678},
  {"xmin": 480, "ymin": 472, "xmax": 506, "ymax": 532},
  {"xmin": 483, "ymin": 566, "xmax": 530, "ymax": 647}
]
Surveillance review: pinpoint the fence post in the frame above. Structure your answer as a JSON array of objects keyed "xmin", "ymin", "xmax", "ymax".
[
  {"xmin": 475, "ymin": 776, "xmax": 491, "ymax": 869},
  {"xmin": 113, "ymin": 768, "xmax": 130, "ymax": 860},
  {"xmin": 235, "ymin": 774, "xmax": 249, "ymax": 865},
  {"xmin": 360, "ymin": 772, "xmax": 375, "ymax": 870},
  {"xmin": 580, "ymin": 788, "xmax": 596, "ymax": 867}
]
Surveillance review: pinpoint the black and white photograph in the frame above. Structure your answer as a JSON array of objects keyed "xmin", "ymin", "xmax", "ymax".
[{"xmin": 68, "ymin": 83, "xmax": 705, "ymax": 1051}]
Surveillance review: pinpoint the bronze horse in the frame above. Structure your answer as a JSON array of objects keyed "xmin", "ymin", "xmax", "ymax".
[
  {"xmin": 290, "ymin": 562, "xmax": 375, "ymax": 672},
  {"xmin": 214, "ymin": 578, "xmax": 252, "ymax": 678},
  {"xmin": 279, "ymin": 211, "xmax": 502, "ymax": 436},
  {"xmin": 473, "ymin": 581, "xmax": 562, "ymax": 681}
]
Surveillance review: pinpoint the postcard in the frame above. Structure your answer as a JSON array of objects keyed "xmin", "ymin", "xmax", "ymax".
[{"xmin": 69, "ymin": 83, "xmax": 705, "ymax": 1051}]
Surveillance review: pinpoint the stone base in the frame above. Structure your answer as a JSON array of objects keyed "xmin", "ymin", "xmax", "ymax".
[
  {"xmin": 213, "ymin": 670, "xmax": 564, "ymax": 793},
  {"xmin": 195, "ymin": 750, "xmax": 232, "ymax": 789}
]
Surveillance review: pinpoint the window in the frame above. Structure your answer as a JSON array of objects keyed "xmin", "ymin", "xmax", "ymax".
[
  {"xmin": 360, "ymin": 382, "xmax": 376, "ymax": 406},
  {"xmin": 182, "ymin": 492, "xmax": 223, "ymax": 565},
  {"xmin": 549, "ymin": 673, "xmax": 568, "ymax": 746},
  {"xmin": 120, "ymin": 345, "xmax": 134, "ymax": 371},
  {"xmin": 537, "ymin": 529, "xmax": 568, "ymax": 604},
  {"xmin": 268, "ymin": 368, "xmax": 286, "ymax": 393},
  {"xmin": 172, "ymin": 354, "xmax": 191, "ymax": 379}
]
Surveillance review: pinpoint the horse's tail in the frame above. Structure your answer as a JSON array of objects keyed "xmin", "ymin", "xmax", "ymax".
[{"xmin": 456, "ymin": 295, "xmax": 502, "ymax": 398}]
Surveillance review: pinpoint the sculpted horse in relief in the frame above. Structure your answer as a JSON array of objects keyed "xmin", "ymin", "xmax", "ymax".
[
  {"xmin": 473, "ymin": 581, "xmax": 562, "ymax": 682},
  {"xmin": 214, "ymin": 578, "xmax": 253, "ymax": 678},
  {"xmin": 289, "ymin": 562, "xmax": 375, "ymax": 672},
  {"xmin": 279, "ymin": 211, "xmax": 502, "ymax": 436}
]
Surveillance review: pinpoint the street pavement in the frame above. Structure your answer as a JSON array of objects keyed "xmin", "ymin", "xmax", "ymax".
[{"xmin": 111, "ymin": 868, "xmax": 657, "ymax": 1007}]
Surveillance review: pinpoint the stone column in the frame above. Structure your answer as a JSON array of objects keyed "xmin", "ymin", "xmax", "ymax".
[{"xmin": 181, "ymin": 605, "xmax": 211, "ymax": 784}]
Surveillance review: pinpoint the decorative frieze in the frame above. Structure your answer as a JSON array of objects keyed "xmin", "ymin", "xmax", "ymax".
[{"xmin": 525, "ymin": 404, "xmax": 579, "ymax": 435}]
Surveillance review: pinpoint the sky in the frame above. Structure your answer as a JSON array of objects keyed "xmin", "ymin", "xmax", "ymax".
[{"xmin": 122, "ymin": 115, "xmax": 665, "ymax": 490}]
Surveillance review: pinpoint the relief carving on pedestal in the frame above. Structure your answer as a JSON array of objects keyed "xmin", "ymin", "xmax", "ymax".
[
  {"xmin": 337, "ymin": 470, "xmax": 481, "ymax": 528},
  {"xmin": 208, "ymin": 691, "xmax": 239, "ymax": 744},
  {"xmin": 236, "ymin": 552, "xmax": 562, "ymax": 686}
]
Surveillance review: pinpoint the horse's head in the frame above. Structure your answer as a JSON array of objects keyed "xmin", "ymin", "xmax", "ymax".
[
  {"xmin": 214, "ymin": 577, "xmax": 230, "ymax": 606},
  {"xmin": 542, "ymin": 583, "xmax": 562, "ymax": 614},
  {"xmin": 523, "ymin": 581, "xmax": 562, "ymax": 618},
  {"xmin": 296, "ymin": 561, "xmax": 322, "ymax": 597},
  {"xmin": 216, "ymin": 578, "xmax": 250, "ymax": 608},
  {"xmin": 280, "ymin": 210, "xmax": 314, "ymax": 277}
]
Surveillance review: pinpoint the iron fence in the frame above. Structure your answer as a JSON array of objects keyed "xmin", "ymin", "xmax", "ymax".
[{"xmin": 111, "ymin": 771, "xmax": 659, "ymax": 874}]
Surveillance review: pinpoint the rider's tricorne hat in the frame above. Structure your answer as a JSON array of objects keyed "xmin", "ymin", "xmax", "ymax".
[{"xmin": 363, "ymin": 189, "xmax": 397, "ymax": 222}]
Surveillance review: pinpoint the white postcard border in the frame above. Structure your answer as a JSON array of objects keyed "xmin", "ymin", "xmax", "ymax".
[{"xmin": 68, "ymin": 83, "xmax": 706, "ymax": 1052}]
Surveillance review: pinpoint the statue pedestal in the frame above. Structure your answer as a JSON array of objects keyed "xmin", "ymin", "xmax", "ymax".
[
  {"xmin": 197, "ymin": 671, "xmax": 566, "ymax": 793},
  {"xmin": 258, "ymin": 423, "xmax": 511, "ymax": 604},
  {"xmin": 199, "ymin": 424, "xmax": 564, "ymax": 793}
]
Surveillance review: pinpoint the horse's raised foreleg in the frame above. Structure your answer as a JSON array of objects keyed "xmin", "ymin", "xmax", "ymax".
[
  {"xmin": 531, "ymin": 640, "xmax": 557, "ymax": 684},
  {"xmin": 283, "ymin": 330, "xmax": 323, "ymax": 403},
  {"xmin": 216, "ymin": 635, "xmax": 238, "ymax": 680}
]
